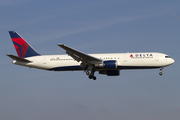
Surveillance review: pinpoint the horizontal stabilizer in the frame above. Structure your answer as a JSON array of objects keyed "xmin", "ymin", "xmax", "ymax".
[{"xmin": 6, "ymin": 54, "xmax": 32, "ymax": 63}]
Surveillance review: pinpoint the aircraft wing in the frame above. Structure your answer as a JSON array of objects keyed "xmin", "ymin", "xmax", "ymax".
[{"xmin": 58, "ymin": 44, "xmax": 102, "ymax": 64}]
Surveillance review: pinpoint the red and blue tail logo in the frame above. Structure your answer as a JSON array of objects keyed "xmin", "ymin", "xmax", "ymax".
[{"xmin": 9, "ymin": 31, "xmax": 40, "ymax": 58}]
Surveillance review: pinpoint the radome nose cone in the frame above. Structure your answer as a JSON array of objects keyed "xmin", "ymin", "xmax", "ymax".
[{"xmin": 170, "ymin": 58, "xmax": 175, "ymax": 64}]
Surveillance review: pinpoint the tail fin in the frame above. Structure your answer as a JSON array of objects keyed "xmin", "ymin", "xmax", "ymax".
[{"xmin": 9, "ymin": 31, "xmax": 40, "ymax": 58}]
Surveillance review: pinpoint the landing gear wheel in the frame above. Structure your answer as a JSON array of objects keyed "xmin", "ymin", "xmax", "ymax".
[
  {"xmin": 86, "ymin": 66, "xmax": 96, "ymax": 80},
  {"xmin": 89, "ymin": 75, "xmax": 93, "ymax": 79},
  {"xmin": 88, "ymin": 75, "xmax": 96, "ymax": 80},
  {"xmin": 86, "ymin": 71, "xmax": 90, "ymax": 75},
  {"xmin": 159, "ymin": 67, "xmax": 163, "ymax": 76}
]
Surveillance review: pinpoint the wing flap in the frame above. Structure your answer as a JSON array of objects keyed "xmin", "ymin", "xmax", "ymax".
[
  {"xmin": 6, "ymin": 54, "xmax": 32, "ymax": 63},
  {"xmin": 58, "ymin": 44, "xmax": 102, "ymax": 64}
]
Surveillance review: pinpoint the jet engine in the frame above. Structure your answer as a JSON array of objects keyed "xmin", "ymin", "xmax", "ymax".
[
  {"xmin": 99, "ymin": 70, "xmax": 120, "ymax": 76},
  {"xmin": 95, "ymin": 60, "xmax": 118, "ymax": 69}
]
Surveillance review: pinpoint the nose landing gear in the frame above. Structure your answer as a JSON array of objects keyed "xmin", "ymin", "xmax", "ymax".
[{"xmin": 159, "ymin": 68, "xmax": 163, "ymax": 76}]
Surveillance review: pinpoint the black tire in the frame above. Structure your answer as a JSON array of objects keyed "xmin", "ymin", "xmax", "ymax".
[
  {"xmin": 93, "ymin": 76, "xmax": 96, "ymax": 80},
  {"xmin": 89, "ymin": 75, "xmax": 92, "ymax": 79}
]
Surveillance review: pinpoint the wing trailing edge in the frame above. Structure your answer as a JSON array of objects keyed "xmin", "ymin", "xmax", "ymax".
[{"xmin": 58, "ymin": 44, "xmax": 102, "ymax": 64}]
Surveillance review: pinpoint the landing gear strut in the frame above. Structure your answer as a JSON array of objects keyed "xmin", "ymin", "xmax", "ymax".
[
  {"xmin": 85, "ymin": 65, "xmax": 97, "ymax": 80},
  {"xmin": 159, "ymin": 67, "xmax": 163, "ymax": 76},
  {"xmin": 86, "ymin": 70, "xmax": 96, "ymax": 80}
]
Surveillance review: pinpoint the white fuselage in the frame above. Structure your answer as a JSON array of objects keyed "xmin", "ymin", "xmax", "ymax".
[
  {"xmin": 13, "ymin": 52, "xmax": 174, "ymax": 71},
  {"xmin": 8, "ymin": 31, "xmax": 175, "ymax": 79}
]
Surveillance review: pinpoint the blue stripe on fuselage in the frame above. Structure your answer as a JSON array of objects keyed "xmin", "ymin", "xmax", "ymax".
[
  {"xmin": 48, "ymin": 66, "xmax": 82, "ymax": 71},
  {"xmin": 48, "ymin": 66, "xmax": 161, "ymax": 71}
]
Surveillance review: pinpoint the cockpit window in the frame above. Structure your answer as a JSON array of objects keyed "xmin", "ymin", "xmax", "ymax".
[{"xmin": 165, "ymin": 56, "xmax": 170, "ymax": 58}]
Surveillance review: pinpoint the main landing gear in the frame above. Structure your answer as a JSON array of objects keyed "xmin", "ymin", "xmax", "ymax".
[
  {"xmin": 159, "ymin": 67, "xmax": 163, "ymax": 76},
  {"xmin": 82, "ymin": 62, "xmax": 97, "ymax": 80},
  {"xmin": 85, "ymin": 65, "xmax": 97, "ymax": 80},
  {"xmin": 89, "ymin": 75, "xmax": 96, "ymax": 80},
  {"xmin": 86, "ymin": 70, "xmax": 96, "ymax": 80}
]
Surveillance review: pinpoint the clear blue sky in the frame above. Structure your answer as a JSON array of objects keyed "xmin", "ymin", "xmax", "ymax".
[{"xmin": 1, "ymin": 0, "xmax": 180, "ymax": 120}]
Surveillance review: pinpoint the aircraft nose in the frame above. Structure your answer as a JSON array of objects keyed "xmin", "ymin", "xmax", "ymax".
[
  {"xmin": 170, "ymin": 58, "xmax": 175, "ymax": 64},
  {"xmin": 172, "ymin": 58, "xmax": 175, "ymax": 63}
]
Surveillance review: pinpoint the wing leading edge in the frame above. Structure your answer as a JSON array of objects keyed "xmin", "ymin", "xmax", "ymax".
[{"xmin": 58, "ymin": 44, "xmax": 102, "ymax": 64}]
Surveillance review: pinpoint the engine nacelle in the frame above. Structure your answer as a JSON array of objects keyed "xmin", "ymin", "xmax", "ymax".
[
  {"xmin": 104, "ymin": 60, "xmax": 117, "ymax": 69},
  {"xmin": 99, "ymin": 70, "xmax": 120, "ymax": 76},
  {"xmin": 95, "ymin": 60, "xmax": 118, "ymax": 69}
]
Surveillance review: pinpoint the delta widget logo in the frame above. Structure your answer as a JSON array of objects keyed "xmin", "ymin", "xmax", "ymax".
[
  {"xmin": 130, "ymin": 54, "xmax": 133, "ymax": 58},
  {"xmin": 130, "ymin": 54, "xmax": 153, "ymax": 59}
]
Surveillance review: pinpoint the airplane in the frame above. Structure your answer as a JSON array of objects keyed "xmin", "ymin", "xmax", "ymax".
[{"xmin": 7, "ymin": 31, "xmax": 175, "ymax": 80}]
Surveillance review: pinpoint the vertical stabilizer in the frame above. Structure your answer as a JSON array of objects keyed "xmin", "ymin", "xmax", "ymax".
[{"xmin": 9, "ymin": 31, "xmax": 40, "ymax": 58}]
